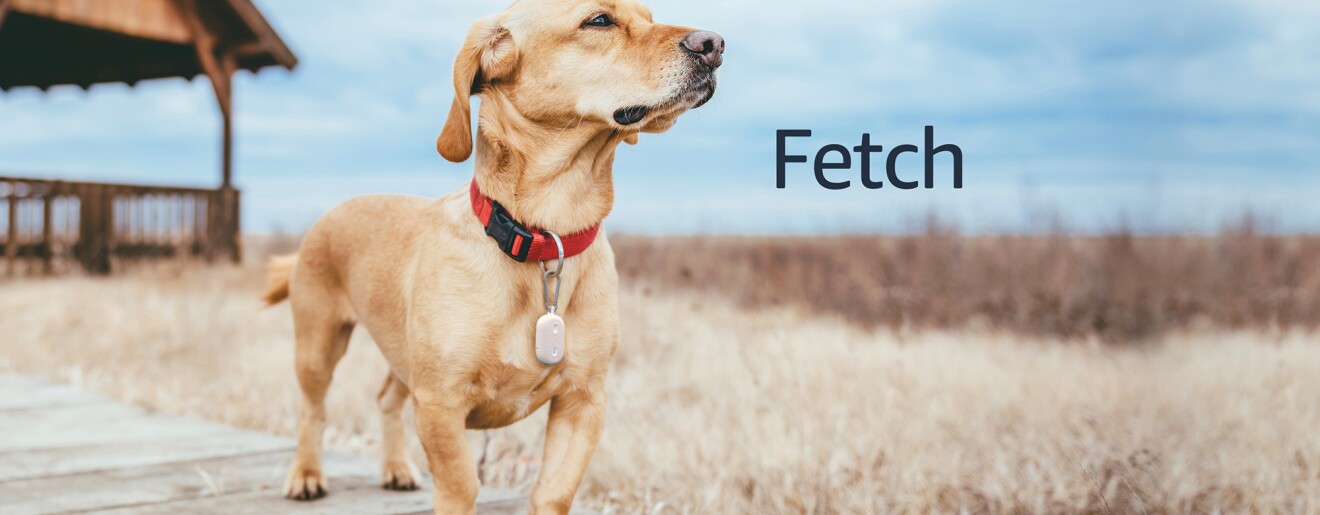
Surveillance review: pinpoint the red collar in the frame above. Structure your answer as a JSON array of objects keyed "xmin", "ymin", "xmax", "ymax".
[{"xmin": 469, "ymin": 179, "xmax": 601, "ymax": 263}]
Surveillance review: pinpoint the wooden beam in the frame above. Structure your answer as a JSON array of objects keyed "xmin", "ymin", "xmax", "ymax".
[
  {"xmin": 9, "ymin": 0, "xmax": 192, "ymax": 43},
  {"xmin": 172, "ymin": 0, "xmax": 233, "ymax": 188},
  {"xmin": 225, "ymin": 0, "xmax": 298, "ymax": 69},
  {"xmin": 220, "ymin": 87, "xmax": 232, "ymax": 188},
  {"xmin": 220, "ymin": 54, "xmax": 235, "ymax": 189},
  {"xmin": 228, "ymin": 41, "xmax": 267, "ymax": 58},
  {"xmin": 173, "ymin": 0, "xmax": 230, "ymax": 115},
  {"xmin": 174, "ymin": 0, "xmax": 243, "ymax": 265}
]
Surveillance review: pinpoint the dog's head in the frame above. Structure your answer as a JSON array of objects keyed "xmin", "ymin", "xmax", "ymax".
[{"xmin": 437, "ymin": 0, "xmax": 725, "ymax": 162}]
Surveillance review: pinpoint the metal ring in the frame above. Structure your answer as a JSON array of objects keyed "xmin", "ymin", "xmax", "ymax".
[
  {"xmin": 538, "ymin": 230, "xmax": 565, "ymax": 277},
  {"xmin": 539, "ymin": 230, "xmax": 565, "ymax": 313}
]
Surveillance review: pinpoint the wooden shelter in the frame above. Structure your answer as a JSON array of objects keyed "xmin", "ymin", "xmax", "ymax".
[{"xmin": 0, "ymin": 0, "xmax": 296, "ymax": 274}]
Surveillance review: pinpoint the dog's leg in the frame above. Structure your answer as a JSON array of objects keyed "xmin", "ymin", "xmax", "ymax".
[
  {"xmin": 414, "ymin": 392, "xmax": 479, "ymax": 514},
  {"xmin": 529, "ymin": 389, "xmax": 606, "ymax": 515},
  {"xmin": 377, "ymin": 373, "xmax": 421, "ymax": 491},
  {"xmin": 283, "ymin": 317, "xmax": 353, "ymax": 500}
]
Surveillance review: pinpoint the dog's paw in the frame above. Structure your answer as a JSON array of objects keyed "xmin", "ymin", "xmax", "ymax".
[
  {"xmin": 283, "ymin": 466, "xmax": 328, "ymax": 501},
  {"xmin": 381, "ymin": 459, "xmax": 422, "ymax": 491}
]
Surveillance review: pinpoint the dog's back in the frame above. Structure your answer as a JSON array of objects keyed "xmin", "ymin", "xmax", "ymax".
[{"xmin": 262, "ymin": 193, "xmax": 438, "ymax": 308}]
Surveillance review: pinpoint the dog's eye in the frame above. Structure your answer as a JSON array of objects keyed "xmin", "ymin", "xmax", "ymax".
[{"xmin": 583, "ymin": 14, "xmax": 615, "ymax": 28}]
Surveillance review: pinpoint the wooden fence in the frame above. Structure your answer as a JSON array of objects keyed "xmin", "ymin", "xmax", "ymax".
[{"xmin": 0, "ymin": 176, "xmax": 239, "ymax": 276}]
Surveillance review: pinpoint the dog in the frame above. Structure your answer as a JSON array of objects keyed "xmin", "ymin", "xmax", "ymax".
[{"xmin": 261, "ymin": 0, "xmax": 723, "ymax": 513}]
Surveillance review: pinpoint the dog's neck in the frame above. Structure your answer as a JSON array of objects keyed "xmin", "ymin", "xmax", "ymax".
[{"xmin": 470, "ymin": 92, "xmax": 626, "ymax": 235}]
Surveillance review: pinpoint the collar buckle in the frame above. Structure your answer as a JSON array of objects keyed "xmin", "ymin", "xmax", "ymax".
[{"xmin": 484, "ymin": 200, "xmax": 535, "ymax": 262}]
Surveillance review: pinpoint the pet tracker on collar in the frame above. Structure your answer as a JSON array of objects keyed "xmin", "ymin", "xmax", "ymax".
[
  {"xmin": 536, "ymin": 231, "xmax": 566, "ymax": 365},
  {"xmin": 469, "ymin": 179, "xmax": 576, "ymax": 365}
]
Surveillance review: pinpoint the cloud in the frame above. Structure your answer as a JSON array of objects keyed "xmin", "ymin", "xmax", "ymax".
[{"xmin": 1, "ymin": 0, "xmax": 1318, "ymax": 233}]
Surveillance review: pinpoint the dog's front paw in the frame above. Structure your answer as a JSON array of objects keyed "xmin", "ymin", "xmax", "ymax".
[
  {"xmin": 283, "ymin": 466, "xmax": 328, "ymax": 500},
  {"xmin": 381, "ymin": 459, "xmax": 422, "ymax": 491}
]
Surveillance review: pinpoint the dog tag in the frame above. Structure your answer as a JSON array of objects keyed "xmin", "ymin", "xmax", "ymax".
[{"xmin": 536, "ymin": 313, "xmax": 565, "ymax": 365}]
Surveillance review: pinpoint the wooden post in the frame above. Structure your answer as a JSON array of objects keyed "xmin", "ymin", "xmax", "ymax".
[
  {"xmin": 5, "ymin": 180, "xmax": 16, "ymax": 277},
  {"xmin": 222, "ymin": 91, "xmax": 233, "ymax": 189},
  {"xmin": 42, "ymin": 182, "xmax": 54, "ymax": 275},
  {"xmin": 76, "ymin": 184, "xmax": 89, "ymax": 271},
  {"xmin": 175, "ymin": 0, "xmax": 241, "ymax": 263},
  {"xmin": 77, "ymin": 184, "xmax": 112, "ymax": 275},
  {"xmin": 219, "ymin": 81, "xmax": 242, "ymax": 264},
  {"xmin": 205, "ymin": 190, "xmax": 218, "ymax": 262},
  {"xmin": 221, "ymin": 55, "xmax": 241, "ymax": 264},
  {"xmin": 101, "ymin": 186, "xmax": 115, "ymax": 273},
  {"xmin": 228, "ymin": 188, "xmax": 241, "ymax": 264},
  {"xmin": 193, "ymin": 194, "xmax": 205, "ymax": 257},
  {"xmin": 175, "ymin": 0, "xmax": 233, "ymax": 187}
]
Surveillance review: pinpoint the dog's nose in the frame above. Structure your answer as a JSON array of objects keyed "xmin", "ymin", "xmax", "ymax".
[{"xmin": 681, "ymin": 30, "xmax": 725, "ymax": 69}]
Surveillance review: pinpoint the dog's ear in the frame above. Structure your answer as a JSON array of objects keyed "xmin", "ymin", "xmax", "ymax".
[
  {"xmin": 623, "ymin": 133, "xmax": 639, "ymax": 145},
  {"xmin": 437, "ymin": 17, "xmax": 518, "ymax": 163}
]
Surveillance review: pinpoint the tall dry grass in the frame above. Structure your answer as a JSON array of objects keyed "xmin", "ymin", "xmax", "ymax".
[
  {"xmin": 613, "ymin": 224, "xmax": 1320, "ymax": 341},
  {"xmin": 2, "ymin": 265, "xmax": 1319, "ymax": 513}
]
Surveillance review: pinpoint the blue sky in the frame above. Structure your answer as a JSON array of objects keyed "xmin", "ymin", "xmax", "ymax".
[{"xmin": 2, "ymin": 0, "xmax": 1318, "ymax": 234}]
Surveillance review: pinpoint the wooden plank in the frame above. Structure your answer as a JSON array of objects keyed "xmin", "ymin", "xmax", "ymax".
[
  {"xmin": 0, "ymin": 374, "xmax": 50, "ymax": 388},
  {"xmin": 10, "ymin": 0, "xmax": 191, "ymax": 43},
  {"xmin": 0, "ymin": 402, "xmax": 229, "ymax": 452},
  {"xmin": 0, "ymin": 449, "xmax": 298, "ymax": 513},
  {"xmin": 224, "ymin": 0, "xmax": 299, "ymax": 68},
  {"xmin": 0, "ymin": 380, "xmax": 104, "ymax": 410},
  {"xmin": 0, "ymin": 176, "xmax": 218, "ymax": 196},
  {"xmin": 396, "ymin": 498, "xmax": 601, "ymax": 515},
  {"xmin": 0, "ymin": 426, "xmax": 555, "ymax": 514},
  {"xmin": 0, "ymin": 375, "xmax": 593, "ymax": 514},
  {"xmin": 96, "ymin": 479, "xmax": 525, "ymax": 515},
  {"xmin": 0, "ymin": 427, "xmax": 293, "ymax": 482}
]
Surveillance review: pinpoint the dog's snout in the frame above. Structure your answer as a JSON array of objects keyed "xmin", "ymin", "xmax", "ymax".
[{"xmin": 681, "ymin": 30, "xmax": 724, "ymax": 69}]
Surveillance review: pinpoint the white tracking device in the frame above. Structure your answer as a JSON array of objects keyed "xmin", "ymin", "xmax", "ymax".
[
  {"xmin": 535, "ymin": 230, "xmax": 566, "ymax": 365},
  {"xmin": 535, "ymin": 313, "xmax": 565, "ymax": 365}
]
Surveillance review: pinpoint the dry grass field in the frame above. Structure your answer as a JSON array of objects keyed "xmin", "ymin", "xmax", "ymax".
[
  {"xmin": 614, "ymin": 226, "xmax": 1320, "ymax": 341},
  {"xmin": 2, "ymin": 233, "xmax": 1320, "ymax": 513}
]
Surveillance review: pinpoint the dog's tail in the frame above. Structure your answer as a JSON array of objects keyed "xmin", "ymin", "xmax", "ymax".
[{"xmin": 262, "ymin": 254, "xmax": 298, "ymax": 306}]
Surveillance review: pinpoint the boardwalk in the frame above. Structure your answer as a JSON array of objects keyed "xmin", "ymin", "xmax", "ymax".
[{"xmin": 0, "ymin": 375, "xmax": 587, "ymax": 514}]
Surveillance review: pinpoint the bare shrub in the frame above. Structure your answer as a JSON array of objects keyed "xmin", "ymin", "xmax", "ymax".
[{"xmin": 613, "ymin": 218, "xmax": 1320, "ymax": 341}]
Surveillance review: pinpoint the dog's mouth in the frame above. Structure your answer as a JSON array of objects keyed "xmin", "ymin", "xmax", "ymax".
[
  {"xmin": 612, "ymin": 76, "xmax": 717, "ymax": 127},
  {"xmin": 613, "ymin": 105, "xmax": 650, "ymax": 126},
  {"xmin": 690, "ymin": 81, "xmax": 716, "ymax": 109}
]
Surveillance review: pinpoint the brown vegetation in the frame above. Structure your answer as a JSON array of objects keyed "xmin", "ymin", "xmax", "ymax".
[
  {"xmin": 613, "ymin": 223, "xmax": 1320, "ymax": 340},
  {"xmin": 3, "ymin": 228, "xmax": 1320, "ymax": 513}
]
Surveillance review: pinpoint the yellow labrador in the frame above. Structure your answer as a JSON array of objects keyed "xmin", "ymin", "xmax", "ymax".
[{"xmin": 262, "ymin": 0, "xmax": 723, "ymax": 512}]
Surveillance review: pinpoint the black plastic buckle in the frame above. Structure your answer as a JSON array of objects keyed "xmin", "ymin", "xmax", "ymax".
[{"xmin": 484, "ymin": 201, "xmax": 535, "ymax": 262}]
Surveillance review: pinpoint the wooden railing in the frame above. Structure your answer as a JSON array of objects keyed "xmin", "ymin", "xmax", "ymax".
[{"xmin": 0, "ymin": 176, "xmax": 240, "ymax": 276}]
